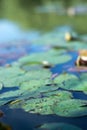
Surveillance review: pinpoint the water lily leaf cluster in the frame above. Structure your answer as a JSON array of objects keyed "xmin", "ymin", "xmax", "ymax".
[
  {"xmin": 0, "ymin": 49, "xmax": 87, "ymax": 118},
  {"xmin": 32, "ymin": 28, "xmax": 87, "ymax": 50},
  {"xmin": 1, "ymin": 26, "xmax": 87, "ymax": 120}
]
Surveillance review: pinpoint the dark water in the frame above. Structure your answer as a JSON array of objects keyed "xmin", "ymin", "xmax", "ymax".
[{"xmin": 0, "ymin": 103, "xmax": 87, "ymax": 130}]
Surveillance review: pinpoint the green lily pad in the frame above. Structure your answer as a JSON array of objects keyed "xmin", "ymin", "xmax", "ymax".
[
  {"xmin": 0, "ymin": 99, "xmax": 12, "ymax": 106},
  {"xmin": 0, "ymin": 66, "xmax": 25, "ymax": 78},
  {"xmin": 9, "ymin": 90, "xmax": 72, "ymax": 115},
  {"xmin": 35, "ymin": 122, "xmax": 82, "ymax": 130},
  {"xmin": 53, "ymin": 99, "xmax": 87, "ymax": 117},
  {"xmin": 0, "ymin": 65, "xmax": 52, "ymax": 106},
  {"xmin": 0, "ymin": 90, "xmax": 22, "ymax": 99},
  {"xmin": 20, "ymin": 64, "xmax": 42, "ymax": 72},
  {"xmin": 0, "ymin": 82, "xmax": 3, "ymax": 90},
  {"xmin": 32, "ymin": 30, "xmax": 87, "ymax": 51},
  {"xmin": 18, "ymin": 50, "xmax": 71, "ymax": 66},
  {"xmin": 20, "ymin": 79, "xmax": 51, "ymax": 92},
  {"xmin": 0, "ymin": 66, "xmax": 25, "ymax": 87},
  {"xmin": 54, "ymin": 73, "xmax": 87, "ymax": 92},
  {"xmin": 0, "ymin": 65, "xmax": 51, "ymax": 88}
]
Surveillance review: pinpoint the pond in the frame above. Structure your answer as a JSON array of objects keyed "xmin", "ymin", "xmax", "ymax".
[
  {"xmin": 1, "ymin": 0, "xmax": 87, "ymax": 129},
  {"xmin": 0, "ymin": 19, "xmax": 87, "ymax": 130}
]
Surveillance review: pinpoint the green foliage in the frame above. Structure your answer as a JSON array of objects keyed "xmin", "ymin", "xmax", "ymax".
[
  {"xmin": 9, "ymin": 90, "xmax": 73, "ymax": 115},
  {"xmin": 54, "ymin": 73, "xmax": 87, "ymax": 92},
  {"xmin": 1, "ymin": 0, "xmax": 87, "ymax": 33},
  {"xmin": 18, "ymin": 50, "xmax": 71, "ymax": 66},
  {"xmin": 53, "ymin": 99, "xmax": 87, "ymax": 117}
]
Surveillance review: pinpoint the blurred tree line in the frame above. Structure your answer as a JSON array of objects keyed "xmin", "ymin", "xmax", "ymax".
[
  {"xmin": 0, "ymin": 0, "xmax": 87, "ymax": 12},
  {"xmin": 0, "ymin": 0, "xmax": 87, "ymax": 32}
]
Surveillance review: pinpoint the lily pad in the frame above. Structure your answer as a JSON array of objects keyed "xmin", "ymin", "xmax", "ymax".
[
  {"xmin": 53, "ymin": 99, "xmax": 87, "ymax": 117},
  {"xmin": 9, "ymin": 90, "xmax": 72, "ymax": 115},
  {"xmin": 0, "ymin": 82, "xmax": 3, "ymax": 90},
  {"xmin": 0, "ymin": 66, "xmax": 25, "ymax": 87},
  {"xmin": 0, "ymin": 65, "xmax": 52, "ymax": 106},
  {"xmin": 54, "ymin": 73, "xmax": 87, "ymax": 92},
  {"xmin": 18, "ymin": 50, "xmax": 71, "ymax": 66},
  {"xmin": 0, "ymin": 65, "xmax": 51, "ymax": 88},
  {"xmin": 35, "ymin": 122, "xmax": 82, "ymax": 130}
]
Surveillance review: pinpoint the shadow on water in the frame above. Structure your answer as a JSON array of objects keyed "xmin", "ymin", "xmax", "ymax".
[{"xmin": 0, "ymin": 105, "xmax": 87, "ymax": 130}]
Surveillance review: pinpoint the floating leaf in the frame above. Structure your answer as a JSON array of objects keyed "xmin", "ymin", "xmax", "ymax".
[
  {"xmin": 18, "ymin": 50, "xmax": 71, "ymax": 66},
  {"xmin": 0, "ymin": 65, "xmax": 51, "ymax": 88},
  {"xmin": 9, "ymin": 90, "xmax": 72, "ymax": 115},
  {"xmin": 0, "ymin": 82, "xmax": 3, "ymax": 90},
  {"xmin": 0, "ymin": 66, "xmax": 25, "ymax": 87},
  {"xmin": 35, "ymin": 122, "xmax": 82, "ymax": 130},
  {"xmin": 54, "ymin": 73, "xmax": 87, "ymax": 92},
  {"xmin": 53, "ymin": 99, "xmax": 87, "ymax": 117}
]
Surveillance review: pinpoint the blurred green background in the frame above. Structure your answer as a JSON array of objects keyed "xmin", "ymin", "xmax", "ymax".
[{"xmin": 0, "ymin": 0, "xmax": 87, "ymax": 33}]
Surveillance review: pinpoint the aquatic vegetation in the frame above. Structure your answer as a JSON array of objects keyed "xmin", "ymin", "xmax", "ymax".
[
  {"xmin": 54, "ymin": 73, "xmax": 87, "ymax": 93},
  {"xmin": 0, "ymin": 82, "xmax": 3, "ymax": 90},
  {"xmin": 53, "ymin": 99, "xmax": 87, "ymax": 117},
  {"xmin": 9, "ymin": 90, "xmax": 73, "ymax": 115},
  {"xmin": 35, "ymin": 122, "xmax": 82, "ymax": 130},
  {"xmin": 0, "ymin": 24, "xmax": 87, "ymax": 130},
  {"xmin": 18, "ymin": 50, "xmax": 71, "ymax": 66},
  {"xmin": 0, "ymin": 66, "xmax": 25, "ymax": 87},
  {"xmin": 0, "ymin": 47, "xmax": 87, "ymax": 118}
]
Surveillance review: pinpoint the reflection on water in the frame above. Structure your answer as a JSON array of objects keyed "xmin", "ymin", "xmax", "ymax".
[{"xmin": 0, "ymin": 20, "xmax": 40, "ymax": 42}]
